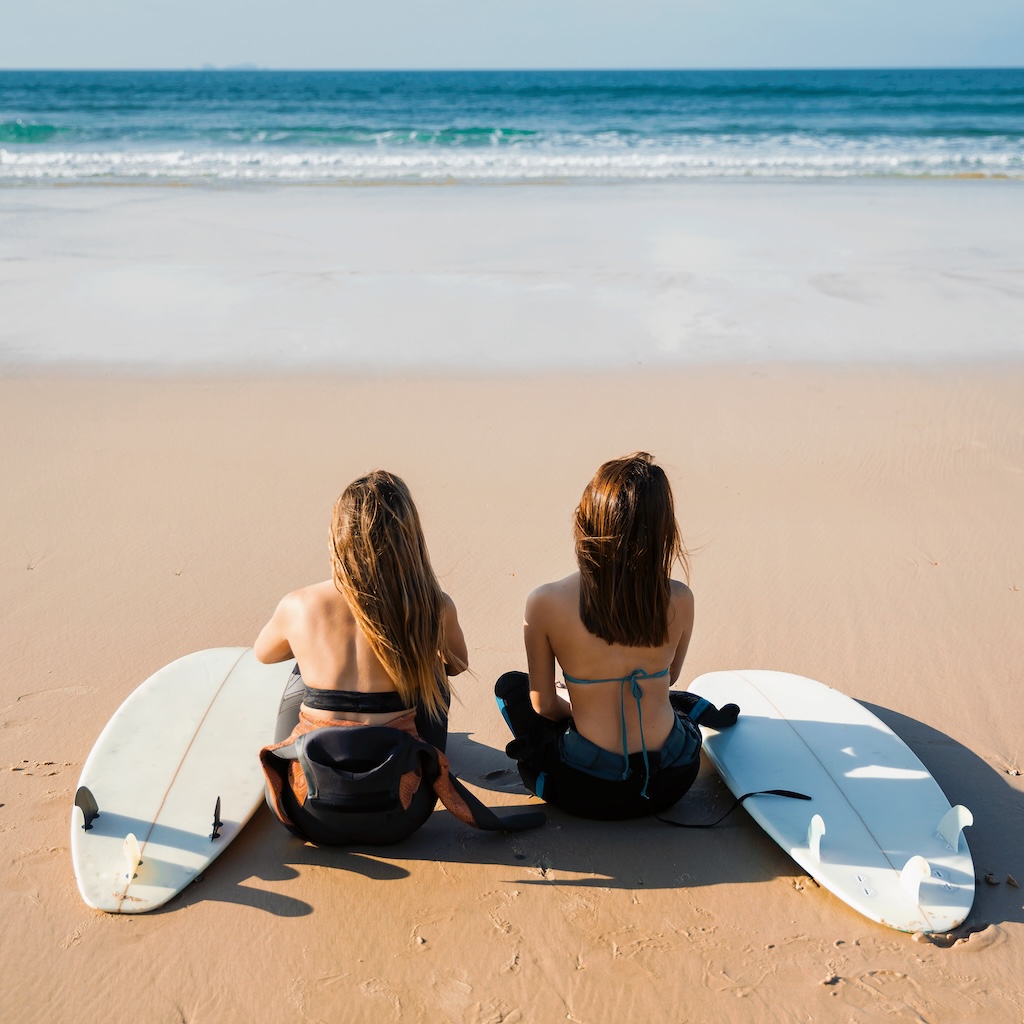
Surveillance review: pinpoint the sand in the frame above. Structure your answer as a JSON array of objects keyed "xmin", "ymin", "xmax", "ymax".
[{"xmin": 2, "ymin": 184, "xmax": 1024, "ymax": 1023}]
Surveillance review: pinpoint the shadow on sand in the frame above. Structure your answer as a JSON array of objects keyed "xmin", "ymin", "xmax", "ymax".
[
  {"xmin": 168, "ymin": 713, "xmax": 1023, "ymax": 933},
  {"xmin": 861, "ymin": 702, "xmax": 1024, "ymax": 932}
]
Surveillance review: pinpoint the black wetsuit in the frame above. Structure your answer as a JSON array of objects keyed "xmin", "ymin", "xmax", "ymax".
[{"xmin": 494, "ymin": 670, "xmax": 702, "ymax": 821}]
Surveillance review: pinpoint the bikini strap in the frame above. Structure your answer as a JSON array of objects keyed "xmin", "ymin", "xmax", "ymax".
[
  {"xmin": 561, "ymin": 667, "xmax": 670, "ymax": 686},
  {"xmin": 561, "ymin": 667, "xmax": 669, "ymax": 799}
]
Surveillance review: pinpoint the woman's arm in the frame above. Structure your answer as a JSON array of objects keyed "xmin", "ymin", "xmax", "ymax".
[
  {"xmin": 668, "ymin": 583, "xmax": 695, "ymax": 684},
  {"xmin": 254, "ymin": 594, "xmax": 296, "ymax": 664},
  {"xmin": 441, "ymin": 593, "xmax": 469, "ymax": 676},
  {"xmin": 524, "ymin": 588, "xmax": 572, "ymax": 722}
]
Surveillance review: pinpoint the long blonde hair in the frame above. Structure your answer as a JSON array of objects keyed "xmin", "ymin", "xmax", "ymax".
[
  {"xmin": 330, "ymin": 470, "xmax": 450, "ymax": 720},
  {"xmin": 574, "ymin": 452, "xmax": 688, "ymax": 648}
]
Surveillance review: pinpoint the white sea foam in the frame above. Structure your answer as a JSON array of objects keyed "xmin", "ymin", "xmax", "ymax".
[{"xmin": 2, "ymin": 138, "xmax": 1021, "ymax": 184}]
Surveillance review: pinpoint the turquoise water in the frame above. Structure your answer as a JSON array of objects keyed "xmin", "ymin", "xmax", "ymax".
[{"xmin": 2, "ymin": 68, "xmax": 1022, "ymax": 183}]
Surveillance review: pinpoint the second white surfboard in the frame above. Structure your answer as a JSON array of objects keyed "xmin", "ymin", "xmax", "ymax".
[{"xmin": 688, "ymin": 670, "xmax": 975, "ymax": 934}]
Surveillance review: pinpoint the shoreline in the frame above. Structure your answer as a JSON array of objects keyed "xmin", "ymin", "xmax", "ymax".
[
  {"xmin": 4, "ymin": 172, "xmax": 1023, "ymax": 186},
  {"xmin": 3, "ymin": 355, "xmax": 1024, "ymax": 386},
  {"xmin": 3, "ymin": 179, "xmax": 1024, "ymax": 374}
]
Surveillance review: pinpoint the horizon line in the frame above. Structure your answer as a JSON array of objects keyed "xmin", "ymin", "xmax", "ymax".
[{"xmin": 3, "ymin": 64, "xmax": 1023, "ymax": 73}]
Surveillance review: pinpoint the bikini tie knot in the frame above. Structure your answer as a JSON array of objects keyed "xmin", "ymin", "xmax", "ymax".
[{"xmin": 627, "ymin": 670, "xmax": 647, "ymax": 702}]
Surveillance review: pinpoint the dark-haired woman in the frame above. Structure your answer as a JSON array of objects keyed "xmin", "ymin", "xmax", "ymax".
[{"xmin": 495, "ymin": 452, "xmax": 737, "ymax": 820}]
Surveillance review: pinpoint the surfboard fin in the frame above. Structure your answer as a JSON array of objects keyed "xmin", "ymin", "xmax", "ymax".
[
  {"xmin": 74, "ymin": 786, "xmax": 100, "ymax": 831},
  {"xmin": 808, "ymin": 813, "xmax": 826, "ymax": 862},
  {"xmin": 123, "ymin": 833, "xmax": 143, "ymax": 880},
  {"xmin": 210, "ymin": 796, "xmax": 223, "ymax": 841},
  {"xmin": 900, "ymin": 855, "xmax": 930, "ymax": 904},
  {"xmin": 937, "ymin": 805, "xmax": 973, "ymax": 850}
]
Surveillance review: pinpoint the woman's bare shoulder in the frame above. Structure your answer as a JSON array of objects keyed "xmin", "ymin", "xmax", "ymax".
[
  {"xmin": 668, "ymin": 579, "xmax": 695, "ymax": 630},
  {"xmin": 280, "ymin": 580, "xmax": 343, "ymax": 616},
  {"xmin": 527, "ymin": 573, "xmax": 579, "ymax": 608},
  {"xmin": 441, "ymin": 592, "xmax": 468, "ymax": 631}
]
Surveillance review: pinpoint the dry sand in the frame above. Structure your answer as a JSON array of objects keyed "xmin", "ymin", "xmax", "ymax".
[{"xmin": 2, "ymin": 364, "xmax": 1023, "ymax": 1023}]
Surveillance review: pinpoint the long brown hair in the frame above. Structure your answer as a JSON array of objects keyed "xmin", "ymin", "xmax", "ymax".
[
  {"xmin": 330, "ymin": 470, "xmax": 450, "ymax": 720},
  {"xmin": 574, "ymin": 452, "xmax": 688, "ymax": 647}
]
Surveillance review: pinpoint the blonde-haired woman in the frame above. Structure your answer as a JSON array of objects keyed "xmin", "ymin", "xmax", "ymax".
[
  {"xmin": 495, "ymin": 452, "xmax": 738, "ymax": 820},
  {"xmin": 255, "ymin": 469, "xmax": 550, "ymax": 845},
  {"xmin": 256, "ymin": 469, "xmax": 467, "ymax": 753}
]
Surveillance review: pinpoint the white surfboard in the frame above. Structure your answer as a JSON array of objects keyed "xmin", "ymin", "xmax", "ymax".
[
  {"xmin": 71, "ymin": 648, "xmax": 294, "ymax": 913},
  {"xmin": 688, "ymin": 670, "xmax": 975, "ymax": 934}
]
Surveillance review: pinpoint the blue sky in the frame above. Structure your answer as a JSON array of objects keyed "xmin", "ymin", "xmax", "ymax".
[{"xmin": 3, "ymin": 0, "xmax": 1022, "ymax": 69}]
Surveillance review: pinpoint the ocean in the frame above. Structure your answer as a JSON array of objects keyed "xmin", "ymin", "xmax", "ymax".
[{"xmin": 2, "ymin": 68, "xmax": 1022, "ymax": 184}]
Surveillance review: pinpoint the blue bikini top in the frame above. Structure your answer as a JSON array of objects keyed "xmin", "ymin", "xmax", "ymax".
[{"xmin": 560, "ymin": 667, "xmax": 670, "ymax": 798}]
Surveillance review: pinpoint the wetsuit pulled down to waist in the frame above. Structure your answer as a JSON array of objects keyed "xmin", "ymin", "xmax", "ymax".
[
  {"xmin": 559, "ymin": 714, "xmax": 700, "ymax": 780},
  {"xmin": 494, "ymin": 670, "xmax": 702, "ymax": 821},
  {"xmin": 263, "ymin": 668, "xmax": 545, "ymax": 845},
  {"xmin": 275, "ymin": 664, "xmax": 449, "ymax": 751}
]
